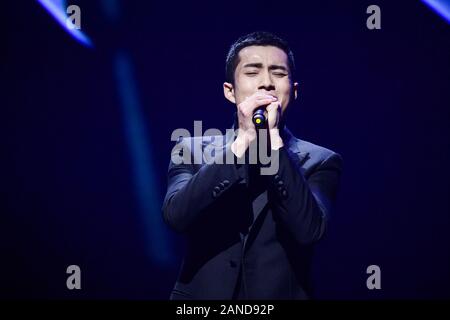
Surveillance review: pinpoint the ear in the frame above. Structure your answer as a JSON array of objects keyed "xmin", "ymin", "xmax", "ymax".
[
  {"xmin": 223, "ymin": 82, "xmax": 236, "ymax": 104},
  {"xmin": 293, "ymin": 82, "xmax": 299, "ymax": 100}
]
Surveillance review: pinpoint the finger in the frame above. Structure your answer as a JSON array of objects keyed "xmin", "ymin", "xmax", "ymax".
[
  {"xmin": 254, "ymin": 98, "xmax": 277, "ymax": 112},
  {"xmin": 255, "ymin": 94, "xmax": 278, "ymax": 101},
  {"xmin": 266, "ymin": 102, "xmax": 279, "ymax": 111},
  {"xmin": 243, "ymin": 93, "xmax": 271, "ymax": 102},
  {"xmin": 267, "ymin": 102, "xmax": 280, "ymax": 127},
  {"xmin": 241, "ymin": 98, "xmax": 277, "ymax": 115},
  {"xmin": 267, "ymin": 103, "xmax": 278, "ymax": 116},
  {"xmin": 242, "ymin": 93, "xmax": 275, "ymax": 106}
]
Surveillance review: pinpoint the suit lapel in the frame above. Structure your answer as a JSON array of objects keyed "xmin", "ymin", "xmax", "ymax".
[
  {"xmin": 242, "ymin": 127, "xmax": 310, "ymax": 253},
  {"xmin": 203, "ymin": 125, "xmax": 310, "ymax": 253}
]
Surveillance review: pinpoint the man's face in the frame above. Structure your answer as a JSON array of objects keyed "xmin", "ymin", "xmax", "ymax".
[{"xmin": 224, "ymin": 45, "xmax": 298, "ymax": 114}]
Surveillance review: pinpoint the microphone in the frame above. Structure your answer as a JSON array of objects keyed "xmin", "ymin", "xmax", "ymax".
[{"xmin": 252, "ymin": 107, "xmax": 266, "ymax": 128}]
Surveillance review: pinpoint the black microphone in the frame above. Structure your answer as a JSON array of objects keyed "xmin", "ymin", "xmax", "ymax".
[{"xmin": 252, "ymin": 106, "xmax": 267, "ymax": 128}]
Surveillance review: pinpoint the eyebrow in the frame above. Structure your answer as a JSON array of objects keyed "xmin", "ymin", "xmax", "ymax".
[{"xmin": 242, "ymin": 63, "xmax": 288, "ymax": 72}]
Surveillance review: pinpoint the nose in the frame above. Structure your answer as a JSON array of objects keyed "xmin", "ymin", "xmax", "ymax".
[{"xmin": 258, "ymin": 69, "xmax": 275, "ymax": 91}]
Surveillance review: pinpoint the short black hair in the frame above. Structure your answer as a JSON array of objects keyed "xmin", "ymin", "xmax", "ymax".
[{"xmin": 225, "ymin": 31, "xmax": 296, "ymax": 84}]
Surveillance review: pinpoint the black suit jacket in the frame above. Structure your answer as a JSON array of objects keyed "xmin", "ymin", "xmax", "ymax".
[{"xmin": 162, "ymin": 127, "xmax": 343, "ymax": 300}]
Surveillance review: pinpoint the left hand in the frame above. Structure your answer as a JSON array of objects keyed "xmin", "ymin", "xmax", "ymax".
[{"xmin": 266, "ymin": 102, "xmax": 284, "ymax": 150}]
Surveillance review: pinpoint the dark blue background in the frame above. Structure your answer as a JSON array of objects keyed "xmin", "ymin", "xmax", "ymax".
[{"xmin": 2, "ymin": 0, "xmax": 450, "ymax": 299}]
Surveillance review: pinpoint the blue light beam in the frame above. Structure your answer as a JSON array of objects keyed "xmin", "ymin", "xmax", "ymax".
[
  {"xmin": 114, "ymin": 51, "xmax": 174, "ymax": 266},
  {"xmin": 36, "ymin": 0, "xmax": 93, "ymax": 47},
  {"xmin": 422, "ymin": 0, "xmax": 450, "ymax": 24}
]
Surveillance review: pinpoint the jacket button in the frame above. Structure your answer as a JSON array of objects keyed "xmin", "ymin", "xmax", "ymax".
[
  {"xmin": 281, "ymin": 189, "xmax": 288, "ymax": 199},
  {"xmin": 212, "ymin": 190, "xmax": 218, "ymax": 198},
  {"xmin": 277, "ymin": 180, "xmax": 284, "ymax": 186},
  {"xmin": 219, "ymin": 182, "xmax": 225, "ymax": 189},
  {"xmin": 223, "ymin": 180, "xmax": 230, "ymax": 186},
  {"xmin": 214, "ymin": 186, "xmax": 221, "ymax": 193},
  {"xmin": 274, "ymin": 175, "xmax": 280, "ymax": 181}
]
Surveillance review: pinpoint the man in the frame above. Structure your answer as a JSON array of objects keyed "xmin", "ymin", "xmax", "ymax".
[{"xmin": 162, "ymin": 31, "xmax": 343, "ymax": 300}]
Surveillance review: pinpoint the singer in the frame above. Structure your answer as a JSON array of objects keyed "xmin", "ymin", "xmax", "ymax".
[{"xmin": 162, "ymin": 31, "xmax": 343, "ymax": 300}]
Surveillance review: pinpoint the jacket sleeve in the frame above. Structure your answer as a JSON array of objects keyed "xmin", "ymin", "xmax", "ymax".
[
  {"xmin": 162, "ymin": 138, "xmax": 245, "ymax": 233},
  {"xmin": 268, "ymin": 147, "xmax": 343, "ymax": 245}
]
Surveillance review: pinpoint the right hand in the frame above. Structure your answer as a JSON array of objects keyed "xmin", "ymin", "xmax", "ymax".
[{"xmin": 231, "ymin": 92, "xmax": 278, "ymax": 157}]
